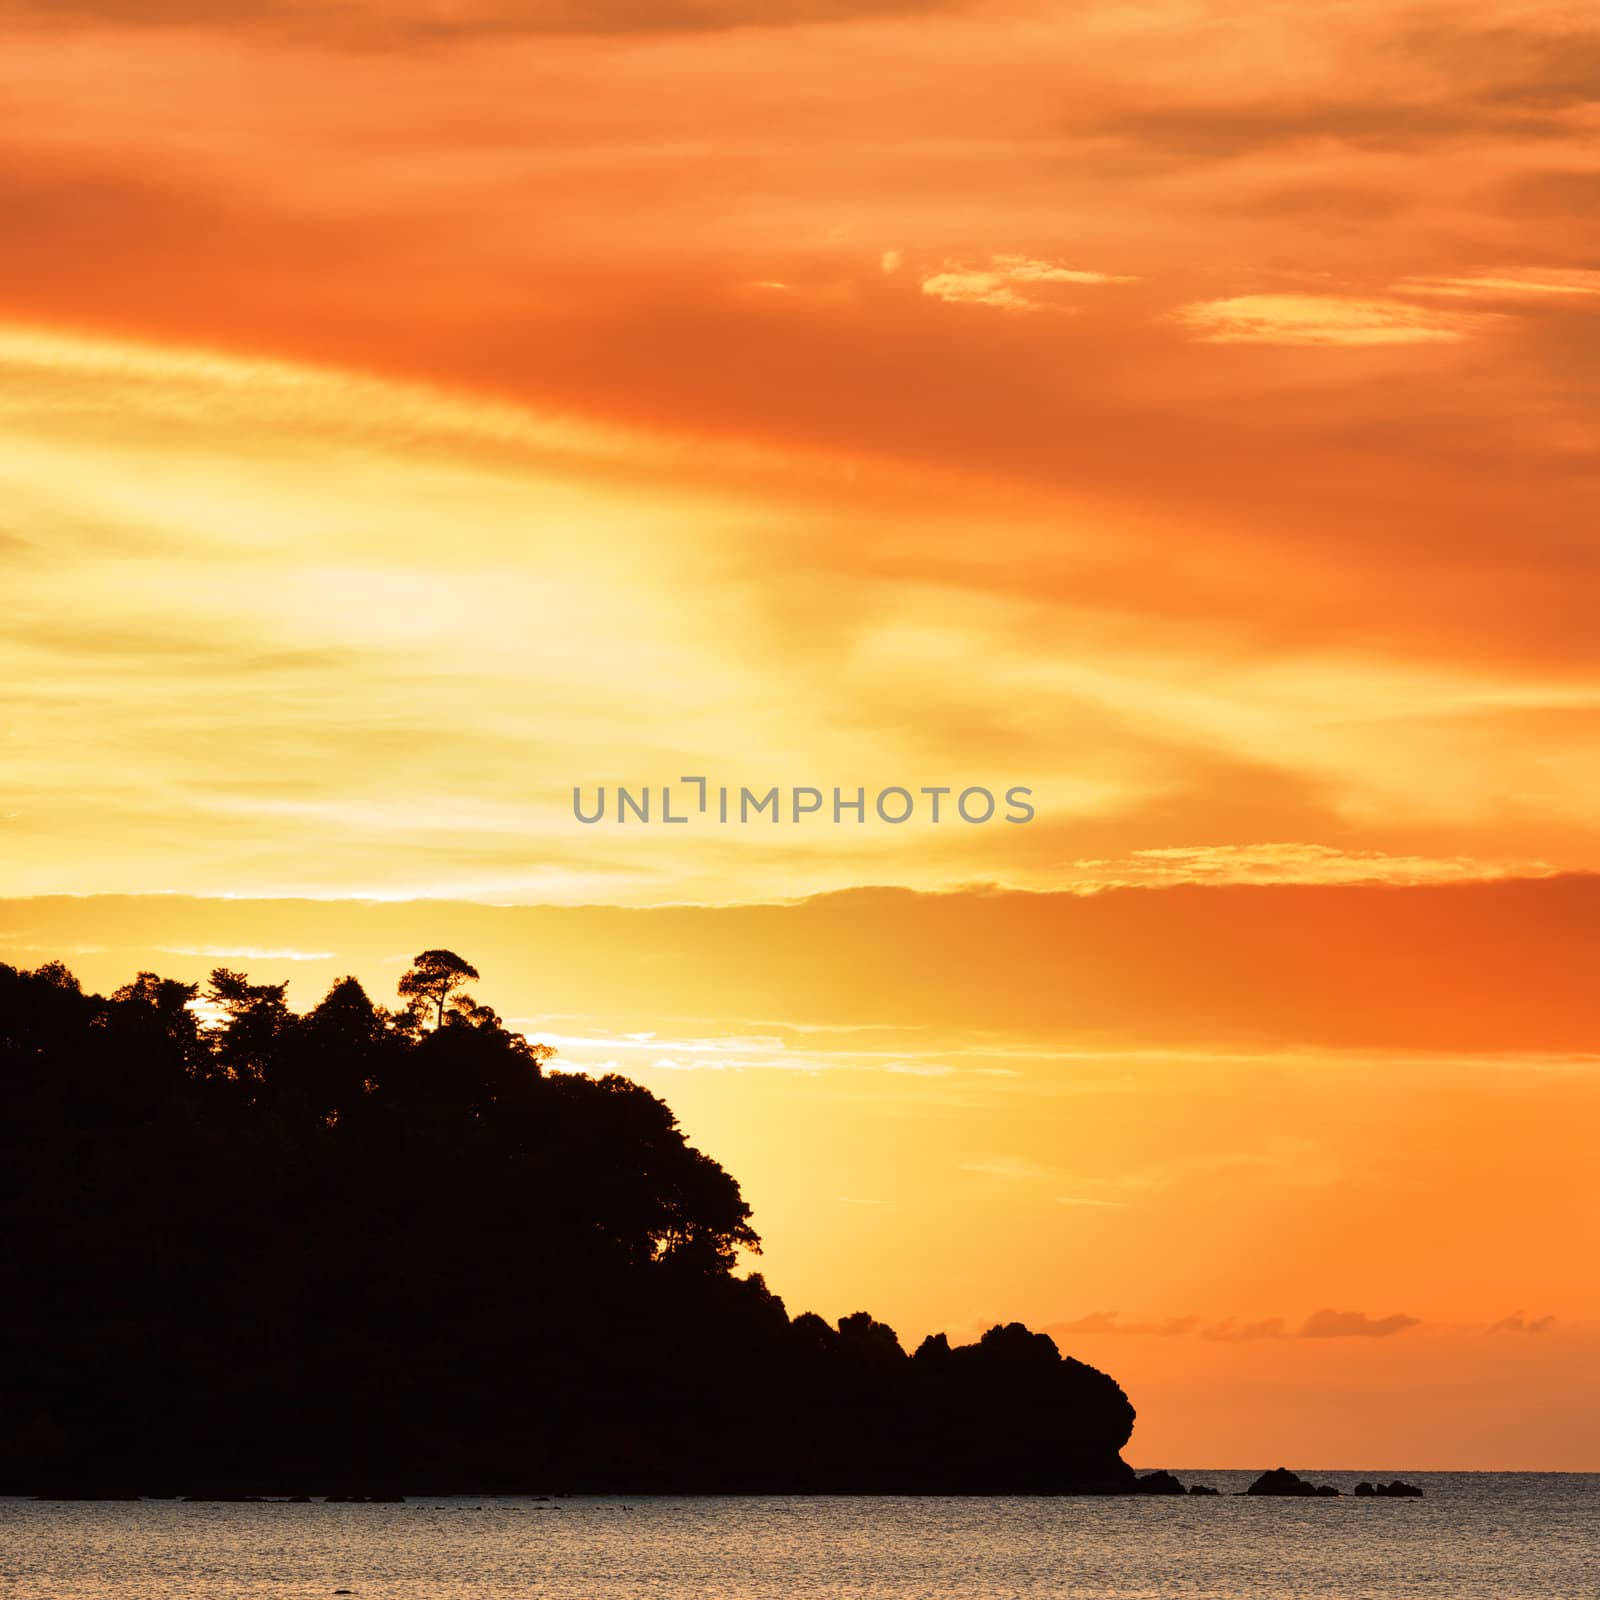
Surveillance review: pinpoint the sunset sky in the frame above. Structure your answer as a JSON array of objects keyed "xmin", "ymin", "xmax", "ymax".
[{"xmin": 3, "ymin": 0, "xmax": 1598, "ymax": 1467}]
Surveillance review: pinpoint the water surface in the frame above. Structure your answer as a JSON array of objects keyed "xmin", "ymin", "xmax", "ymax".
[{"xmin": 2, "ymin": 1472, "xmax": 1595, "ymax": 1599}]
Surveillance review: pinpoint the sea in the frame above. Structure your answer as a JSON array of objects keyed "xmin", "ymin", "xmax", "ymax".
[{"xmin": 1, "ymin": 1473, "xmax": 1595, "ymax": 1599}]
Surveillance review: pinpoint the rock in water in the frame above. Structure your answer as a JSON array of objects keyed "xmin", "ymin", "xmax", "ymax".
[
  {"xmin": 1245, "ymin": 1467, "xmax": 1340, "ymax": 1497},
  {"xmin": 1136, "ymin": 1470, "xmax": 1187, "ymax": 1495}
]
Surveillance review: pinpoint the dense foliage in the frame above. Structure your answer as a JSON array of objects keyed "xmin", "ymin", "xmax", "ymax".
[{"xmin": 0, "ymin": 955, "xmax": 1136, "ymax": 1494}]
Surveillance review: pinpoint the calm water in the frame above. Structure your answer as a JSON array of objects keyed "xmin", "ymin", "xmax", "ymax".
[{"xmin": 1, "ymin": 1474, "xmax": 1596, "ymax": 1599}]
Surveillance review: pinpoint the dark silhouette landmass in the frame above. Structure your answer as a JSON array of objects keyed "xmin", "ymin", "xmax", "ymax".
[{"xmin": 0, "ymin": 954, "xmax": 1141, "ymax": 1496}]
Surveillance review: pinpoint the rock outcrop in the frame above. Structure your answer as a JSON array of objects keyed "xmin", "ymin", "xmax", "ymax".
[
  {"xmin": 1135, "ymin": 1470, "xmax": 1187, "ymax": 1494},
  {"xmin": 1245, "ymin": 1467, "xmax": 1341, "ymax": 1497}
]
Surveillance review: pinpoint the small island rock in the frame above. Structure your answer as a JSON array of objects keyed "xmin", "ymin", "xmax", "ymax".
[
  {"xmin": 1136, "ymin": 1470, "xmax": 1187, "ymax": 1495},
  {"xmin": 1245, "ymin": 1467, "xmax": 1340, "ymax": 1497}
]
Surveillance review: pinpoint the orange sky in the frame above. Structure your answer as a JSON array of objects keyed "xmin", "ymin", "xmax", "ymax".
[{"xmin": 2, "ymin": 0, "xmax": 1598, "ymax": 1467}]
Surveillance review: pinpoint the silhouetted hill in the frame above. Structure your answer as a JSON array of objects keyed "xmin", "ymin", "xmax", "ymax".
[{"xmin": 0, "ymin": 955, "xmax": 1137, "ymax": 1495}]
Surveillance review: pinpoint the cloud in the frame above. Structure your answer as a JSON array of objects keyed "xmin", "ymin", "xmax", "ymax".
[
  {"xmin": 1175, "ymin": 295, "xmax": 1489, "ymax": 347},
  {"xmin": 1202, "ymin": 1317, "xmax": 1287, "ymax": 1342},
  {"xmin": 1502, "ymin": 169, "xmax": 1600, "ymax": 222},
  {"xmin": 525, "ymin": 1024, "xmax": 1024, "ymax": 1081},
  {"xmin": 161, "ymin": 944, "xmax": 335, "ymax": 961},
  {"xmin": 920, "ymin": 255, "xmax": 1134, "ymax": 312},
  {"xmin": 1299, "ymin": 1308, "xmax": 1421, "ymax": 1339},
  {"xmin": 1054, "ymin": 1195, "xmax": 1126, "ymax": 1208},
  {"xmin": 1096, "ymin": 97, "xmax": 1491, "ymax": 160},
  {"xmin": 1068, "ymin": 1309, "xmax": 1423, "ymax": 1341},
  {"xmin": 1049, "ymin": 1312, "xmax": 1197, "ymax": 1337},
  {"xmin": 532, "ymin": 1027, "xmax": 808, "ymax": 1071},
  {"xmin": 2, "ymin": 0, "xmax": 958, "ymax": 41},
  {"xmin": 1090, "ymin": 20, "xmax": 1600, "ymax": 162},
  {"xmin": 1490, "ymin": 1311, "xmax": 1556, "ymax": 1334},
  {"xmin": 1411, "ymin": 21, "xmax": 1600, "ymax": 117},
  {"xmin": 644, "ymin": 1055, "xmax": 725, "ymax": 1071},
  {"xmin": 959, "ymin": 1156, "xmax": 1060, "ymax": 1181},
  {"xmin": 0, "ymin": 940, "xmax": 109, "ymax": 957},
  {"xmin": 1403, "ymin": 269, "xmax": 1600, "ymax": 300},
  {"xmin": 1072, "ymin": 843, "xmax": 1556, "ymax": 890},
  {"xmin": 13, "ymin": 877, "xmax": 1600, "ymax": 1057}
]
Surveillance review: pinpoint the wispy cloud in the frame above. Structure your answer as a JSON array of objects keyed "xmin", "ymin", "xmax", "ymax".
[
  {"xmin": 1072, "ymin": 843, "xmax": 1556, "ymax": 890},
  {"xmin": 1049, "ymin": 1312, "xmax": 1197, "ymax": 1337},
  {"xmin": 1403, "ymin": 269, "xmax": 1600, "ymax": 300},
  {"xmin": 1175, "ymin": 294, "xmax": 1489, "ymax": 346},
  {"xmin": 161, "ymin": 944, "xmax": 335, "ymax": 961},
  {"xmin": 5, "ymin": 0, "xmax": 957, "ymax": 43},
  {"xmin": 959, "ymin": 1156, "xmax": 1062, "ymax": 1181},
  {"xmin": 643, "ymin": 1055, "xmax": 725, "ymax": 1072},
  {"xmin": 921, "ymin": 255, "xmax": 1134, "ymax": 312},
  {"xmin": 1201, "ymin": 1310, "xmax": 1421, "ymax": 1340},
  {"xmin": 1202, "ymin": 1317, "xmax": 1288, "ymax": 1342},
  {"xmin": 1490, "ymin": 1310, "xmax": 1557, "ymax": 1334},
  {"xmin": 1063, "ymin": 1309, "xmax": 1423, "ymax": 1341},
  {"xmin": 1299, "ymin": 1308, "xmax": 1420, "ymax": 1339}
]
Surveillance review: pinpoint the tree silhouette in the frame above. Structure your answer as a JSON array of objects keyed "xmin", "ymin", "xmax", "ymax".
[
  {"xmin": 396, "ymin": 948, "xmax": 480, "ymax": 1031},
  {"xmin": 205, "ymin": 967, "xmax": 290, "ymax": 1087}
]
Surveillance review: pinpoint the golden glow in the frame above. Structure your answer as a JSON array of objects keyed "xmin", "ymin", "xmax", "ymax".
[
  {"xmin": 3, "ymin": 0, "xmax": 1599, "ymax": 1467},
  {"xmin": 5, "ymin": 326, "xmax": 1600, "ymax": 904}
]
